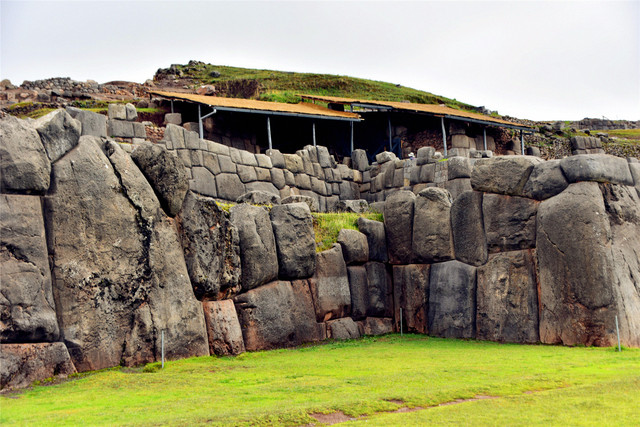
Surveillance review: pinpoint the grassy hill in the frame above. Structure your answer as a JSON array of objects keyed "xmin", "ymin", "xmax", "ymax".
[{"xmin": 161, "ymin": 61, "xmax": 477, "ymax": 111}]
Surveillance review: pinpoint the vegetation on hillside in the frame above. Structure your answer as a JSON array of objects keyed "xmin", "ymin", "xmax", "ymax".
[{"xmin": 2, "ymin": 336, "xmax": 638, "ymax": 426}]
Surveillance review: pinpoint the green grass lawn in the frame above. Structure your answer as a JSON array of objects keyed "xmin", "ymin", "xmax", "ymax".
[{"xmin": 1, "ymin": 336, "xmax": 638, "ymax": 426}]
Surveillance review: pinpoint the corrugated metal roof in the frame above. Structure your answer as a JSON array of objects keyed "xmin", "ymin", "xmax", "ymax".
[
  {"xmin": 300, "ymin": 94, "xmax": 532, "ymax": 129},
  {"xmin": 149, "ymin": 90, "xmax": 361, "ymax": 121}
]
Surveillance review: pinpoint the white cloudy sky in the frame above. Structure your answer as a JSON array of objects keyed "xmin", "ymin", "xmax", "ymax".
[{"xmin": 1, "ymin": 0, "xmax": 638, "ymax": 121}]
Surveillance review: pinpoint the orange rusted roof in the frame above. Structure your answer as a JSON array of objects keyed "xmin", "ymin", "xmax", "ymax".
[
  {"xmin": 150, "ymin": 90, "xmax": 361, "ymax": 121},
  {"xmin": 300, "ymin": 94, "xmax": 531, "ymax": 129}
]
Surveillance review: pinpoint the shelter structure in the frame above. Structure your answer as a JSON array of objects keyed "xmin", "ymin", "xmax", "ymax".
[{"xmin": 301, "ymin": 95, "xmax": 534, "ymax": 159}]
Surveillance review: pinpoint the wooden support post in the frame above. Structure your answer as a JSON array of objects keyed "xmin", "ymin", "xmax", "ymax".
[
  {"xmin": 441, "ymin": 117, "xmax": 448, "ymax": 157},
  {"xmin": 267, "ymin": 116, "xmax": 273, "ymax": 150}
]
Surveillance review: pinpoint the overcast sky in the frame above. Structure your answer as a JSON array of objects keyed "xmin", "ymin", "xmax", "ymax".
[{"xmin": 1, "ymin": 0, "xmax": 638, "ymax": 121}]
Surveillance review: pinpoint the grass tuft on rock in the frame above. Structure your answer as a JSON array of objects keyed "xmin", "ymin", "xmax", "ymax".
[{"xmin": 312, "ymin": 211, "xmax": 383, "ymax": 252}]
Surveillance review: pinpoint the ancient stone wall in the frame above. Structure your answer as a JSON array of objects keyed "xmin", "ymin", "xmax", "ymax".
[{"xmin": 2, "ymin": 107, "xmax": 639, "ymax": 391}]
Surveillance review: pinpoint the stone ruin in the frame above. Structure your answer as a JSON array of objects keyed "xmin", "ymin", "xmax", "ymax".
[{"xmin": 1, "ymin": 105, "xmax": 639, "ymax": 390}]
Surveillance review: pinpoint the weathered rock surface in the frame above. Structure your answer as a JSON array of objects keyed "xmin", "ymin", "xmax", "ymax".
[
  {"xmin": 270, "ymin": 203, "xmax": 316, "ymax": 279},
  {"xmin": 131, "ymin": 142, "xmax": 189, "ymax": 217},
  {"xmin": 351, "ymin": 149, "xmax": 369, "ymax": 172},
  {"xmin": 537, "ymin": 182, "xmax": 623, "ymax": 346},
  {"xmin": 471, "ymin": 156, "xmax": 543, "ymax": 196},
  {"xmin": 476, "ymin": 250, "xmax": 539, "ymax": 343},
  {"xmin": 337, "ymin": 229, "xmax": 369, "ymax": 265},
  {"xmin": 347, "ymin": 266, "xmax": 368, "ymax": 320},
  {"xmin": 392, "ymin": 264, "xmax": 429, "ymax": 334},
  {"xmin": 336, "ymin": 199, "xmax": 369, "ymax": 213},
  {"xmin": 309, "ymin": 244, "xmax": 351, "ymax": 322},
  {"xmin": 66, "ymin": 107, "xmax": 107, "ymax": 138},
  {"xmin": 0, "ymin": 343, "xmax": 76, "ymax": 390},
  {"xmin": 202, "ymin": 300, "xmax": 245, "ymax": 356},
  {"xmin": 560, "ymin": 154, "xmax": 634, "ymax": 186},
  {"xmin": 412, "ymin": 188, "xmax": 454, "ymax": 263},
  {"xmin": 34, "ymin": 110, "xmax": 81, "ymax": 162},
  {"xmin": 482, "ymin": 194, "xmax": 538, "ymax": 253},
  {"xmin": 326, "ymin": 317, "xmax": 361, "ymax": 340},
  {"xmin": 237, "ymin": 190, "xmax": 281, "ymax": 205},
  {"xmin": 230, "ymin": 203, "xmax": 278, "ymax": 291},
  {"xmin": 365, "ymin": 261, "xmax": 392, "ymax": 318},
  {"xmin": 45, "ymin": 137, "xmax": 208, "ymax": 371},
  {"xmin": 522, "ymin": 159, "xmax": 568, "ymax": 200},
  {"xmin": 216, "ymin": 173, "xmax": 246, "ymax": 201},
  {"xmin": 357, "ymin": 217, "xmax": 388, "ymax": 262},
  {"xmin": 0, "ymin": 115, "xmax": 51, "ymax": 192},
  {"xmin": 234, "ymin": 280, "xmax": 324, "ymax": 351},
  {"xmin": 451, "ymin": 191, "xmax": 487, "ymax": 266},
  {"xmin": 1, "ymin": 195, "xmax": 59, "ymax": 343},
  {"xmin": 361, "ymin": 317, "xmax": 394, "ymax": 336},
  {"xmin": 177, "ymin": 191, "xmax": 241, "ymax": 300},
  {"xmin": 384, "ymin": 190, "xmax": 415, "ymax": 264},
  {"xmin": 428, "ymin": 260, "xmax": 477, "ymax": 339},
  {"xmin": 281, "ymin": 195, "xmax": 317, "ymax": 211}
]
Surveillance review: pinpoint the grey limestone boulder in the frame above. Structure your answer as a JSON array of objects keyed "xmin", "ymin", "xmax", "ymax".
[
  {"xmin": 281, "ymin": 194, "xmax": 317, "ymax": 211},
  {"xmin": 522, "ymin": 159, "xmax": 568, "ymax": 200},
  {"xmin": 216, "ymin": 173, "xmax": 246, "ymax": 201},
  {"xmin": 245, "ymin": 181, "xmax": 280, "ymax": 196},
  {"xmin": 309, "ymin": 244, "xmax": 351, "ymax": 322},
  {"xmin": 428, "ymin": 260, "xmax": 477, "ymax": 339},
  {"xmin": 347, "ymin": 266, "xmax": 368, "ymax": 320},
  {"xmin": 384, "ymin": 190, "xmax": 415, "ymax": 264},
  {"xmin": 66, "ymin": 107, "xmax": 107, "ymax": 137},
  {"xmin": 1, "ymin": 194, "xmax": 59, "ymax": 343},
  {"xmin": 336, "ymin": 199, "xmax": 369, "ymax": 213},
  {"xmin": 234, "ymin": 279, "xmax": 325, "ymax": 351},
  {"xmin": 266, "ymin": 148, "xmax": 285, "ymax": 168},
  {"xmin": 361, "ymin": 317, "xmax": 394, "ymax": 336},
  {"xmin": 327, "ymin": 317, "xmax": 361, "ymax": 340},
  {"xmin": 351, "ymin": 149, "xmax": 369, "ymax": 171},
  {"xmin": 108, "ymin": 104, "xmax": 126, "ymax": 120},
  {"xmin": 283, "ymin": 153, "xmax": 304, "ymax": 173},
  {"xmin": 190, "ymin": 167, "xmax": 217, "ymax": 198},
  {"xmin": 560, "ymin": 154, "xmax": 634, "ymax": 186},
  {"xmin": 412, "ymin": 187, "xmax": 454, "ymax": 263},
  {"xmin": 177, "ymin": 191, "xmax": 241, "ymax": 300},
  {"xmin": 482, "ymin": 194, "xmax": 538, "ymax": 253},
  {"xmin": 230, "ymin": 203, "xmax": 278, "ymax": 291},
  {"xmin": 34, "ymin": 110, "xmax": 81, "ymax": 162},
  {"xmin": 376, "ymin": 151, "xmax": 397, "ymax": 164},
  {"xmin": 0, "ymin": 115, "xmax": 51, "ymax": 193},
  {"xmin": 451, "ymin": 191, "xmax": 487, "ymax": 266},
  {"xmin": 131, "ymin": 141, "xmax": 189, "ymax": 217},
  {"xmin": 270, "ymin": 202, "xmax": 316, "ymax": 279},
  {"xmin": 447, "ymin": 156, "xmax": 472, "ymax": 179},
  {"xmin": 45, "ymin": 136, "xmax": 208, "ymax": 372},
  {"xmin": 365, "ymin": 261, "xmax": 392, "ymax": 318},
  {"xmin": 202, "ymin": 300, "xmax": 245, "ymax": 356},
  {"xmin": 476, "ymin": 250, "xmax": 539, "ymax": 343},
  {"xmin": 0, "ymin": 343, "xmax": 76, "ymax": 390},
  {"xmin": 337, "ymin": 228, "xmax": 369, "ymax": 265},
  {"xmin": 237, "ymin": 190, "xmax": 281, "ymax": 205},
  {"xmin": 316, "ymin": 146, "xmax": 332, "ymax": 168},
  {"xmin": 392, "ymin": 264, "xmax": 429, "ymax": 334},
  {"xmin": 357, "ymin": 217, "xmax": 388, "ymax": 262},
  {"xmin": 125, "ymin": 103, "xmax": 137, "ymax": 121},
  {"xmin": 471, "ymin": 155, "xmax": 543, "ymax": 196}
]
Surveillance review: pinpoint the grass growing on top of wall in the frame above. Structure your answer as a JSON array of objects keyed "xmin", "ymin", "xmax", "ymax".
[
  {"xmin": 2, "ymin": 336, "xmax": 638, "ymax": 426},
  {"xmin": 312, "ymin": 211, "xmax": 383, "ymax": 252}
]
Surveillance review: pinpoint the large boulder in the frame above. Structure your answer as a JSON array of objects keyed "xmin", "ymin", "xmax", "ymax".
[
  {"xmin": 361, "ymin": 317, "xmax": 394, "ymax": 336},
  {"xmin": 0, "ymin": 343, "xmax": 76, "ymax": 390},
  {"xmin": 471, "ymin": 155, "xmax": 543, "ymax": 196},
  {"xmin": 177, "ymin": 191, "xmax": 241, "ymax": 300},
  {"xmin": 384, "ymin": 190, "xmax": 415, "ymax": 264},
  {"xmin": 0, "ymin": 115, "xmax": 51, "ymax": 192},
  {"xmin": 522, "ymin": 159, "xmax": 568, "ymax": 200},
  {"xmin": 392, "ymin": 264, "xmax": 430, "ymax": 334},
  {"xmin": 216, "ymin": 173, "xmax": 246, "ymax": 201},
  {"xmin": 270, "ymin": 202, "xmax": 316, "ymax": 279},
  {"xmin": 45, "ymin": 137, "xmax": 208, "ymax": 371},
  {"xmin": 357, "ymin": 217, "xmax": 388, "ymax": 262},
  {"xmin": 560, "ymin": 154, "xmax": 634, "ymax": 186},
  {"xmin": 234, "ymin": 280, "xmax": 325, "ymax": 351},
  {"xmin": 351, "ymin": 149, "xmax": 369, "ymax": 172},
  {"xmin": 230, "ymin": 203, "xmax": 278, "ymax": 291},
  {"xmin": 482, "ymin": 194, "xmax": 538, "ymax": 253},
  {"xmin": 412, "ymin": 187, "xmax": 454, "ymax": 263},
  {"xmin": 365, "ymin": 261, "xmax": 393, "ymax": 318},
  {"xmin": 476, "ymin": 250, "xmax": 539, "ymax": 343},
  {"xmin": 536, "ymin": 182, "xmax": 639, "ymax": 346},
  {"xmin": 66, "ymin": 107, "xmax": 107, "ymax": 137},
  {"xmin": 337, "ymin": 229, "xmax": 369, "ymax": 265},
  {"xmin": 326, "ymin": 317, "xmax": 361, "ymax": 340},
  {"xmin": 451, "ymin": 191, "xmax": 487, "ymax": 266},
  {"xmin": 202, "ymin": 300, "xmax": 245, "ymax": 356},
  {"xmin": 309, "ymin": 244, "xmax": 351, "ymax": 322},
  {"xmin": 131, "ymin": 141, "xmax": 190, "ymax": 217},
  {"xmin": 0, "ymin": 195, "xmax": 59, "ymax": 343},
  {"xmin": 347, "ymin": 266, "xmax": 368, "ymax": 320},
  {"xmin": 428, "ymin": 260, "xmax": 477, "ymax": 339},
  {"xmin": 34, "ymin": 110, "xmax": 81, "ymax": 162}
]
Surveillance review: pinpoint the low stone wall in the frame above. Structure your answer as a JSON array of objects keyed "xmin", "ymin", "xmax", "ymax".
[{"xmin": 1, "ymin": 107, "xmax": 639, "ymax": 391}]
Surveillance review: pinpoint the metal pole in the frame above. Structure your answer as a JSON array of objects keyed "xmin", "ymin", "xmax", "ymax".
[
  {"xmin": 170, "ymin": 100, "xmax": 174, "ymax": 114},
  {"xmin": 388, "ymin": 115, "xmax": 393, "ymax": 154},
  {"xmin": 161, "ymin": 330, "xmax": 165, "ymax": 368},
  {"xmin": 198, "ymin": 104, "xmax": 203, "ymax": 139},
  {"xmin": 267, "ymin": 116, "xmax": 273, "ymax": 150},
  {"xmin": 441, "ymin": 117, "xmax": 448, "ymax": 157},
  {"xmin": 615, "ymin": 315, "xmax": 621, "ymax": 352},
  {"xmin": 400, "ymin": 308, "xmax": 403, "ymax": 337},
  {"xmin": 520, "ymin": 130, "xmax": 524, "ymax": 154},
  {"xmin": 312, "ymin": 121, "xmax": 316, "ymax": 147},
  {"xmin": 483, "ymin": 127, "xmax": 487, "ymax": 151},
  {"xmin": 350, "ymin": 121, "xmax": 354, "ymax": 153}
]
